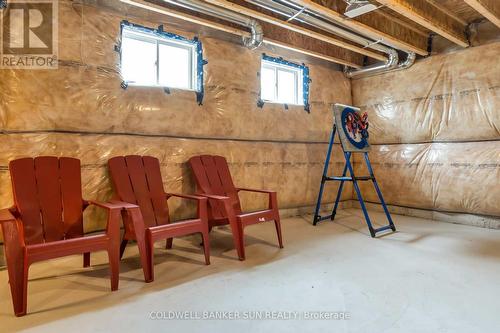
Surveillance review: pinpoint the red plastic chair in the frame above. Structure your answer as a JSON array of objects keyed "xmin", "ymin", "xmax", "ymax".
[
  {"xmin": 0, "ymin": 157, "xmax": 131, "ymax": 317},
  {"xmin": 108, "ymin": 155, "xmax": 210, "ymax": 282},
  {"xmin": 188, "ymin": 155, "xmax": 283, "ymax": 260}
]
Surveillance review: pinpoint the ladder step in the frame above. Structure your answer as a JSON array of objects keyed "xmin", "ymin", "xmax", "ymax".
[
  {"xmin": 324, "ymin": 176, "xmax": 374, "ymax": 181},
  {"xmin": 372, "ymin": 225, "xmax": 395, "ymax": 234},
  {"xmin": 314, "ymin": 215, "xmax": 333, "ymax": 223}
]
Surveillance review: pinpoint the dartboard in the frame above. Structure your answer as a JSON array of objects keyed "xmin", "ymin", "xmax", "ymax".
[{"xmin": 341, "ymin": 107, "xmax": 369, "ymax": 150}]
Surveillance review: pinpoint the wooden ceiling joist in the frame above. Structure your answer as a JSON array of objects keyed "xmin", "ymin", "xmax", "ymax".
[
  {"xmin": 259, "ymin": 21, "xmax": 363, "ymax": 67},
  {"xmin": 123, "ymin": 0, "xmax": 363, "ymax": 67},
  {"xmin": 288, "ymin": 0, "xmax": 429, "ymax": 56},
  {"xmin": 376, "ymin": 0, "xmax": 469, "ymax": 47},
  {"xmin": 464, "ymin": 0, "xmax": 500, "ymax": 29},
  {"xmin": 375, "ymin": 8, "xmax": 430, "ymax": 38},
  {"xmin": 426, "ymin": 0, "xmax": 467, "ymax": 26},
  {"xmin": 264, "ymin": 37, "xmax": 363, "ymax": 68}
]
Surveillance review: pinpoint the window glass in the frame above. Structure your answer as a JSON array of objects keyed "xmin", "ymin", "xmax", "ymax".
[
  {"xmin": 121, "ymin": 37, "xmax": 156, "ymax": 85},
  {"xmin": 158, "ymin": 43, "xmax": 192, "ymax": 89},
  {"xmin": 260, "ymin": 58, "xmax": 304, "ymax": 106},
  {"xmin": 121, "ymin": 25, "xmax": 197, "ymax": 90},
  {"xmin": 277, "ymin": 69, "xmax": 297, "ymax": 104},
  {"xmin": 261, "ymin": 65, "xmax": 276, "ymax": 101}
]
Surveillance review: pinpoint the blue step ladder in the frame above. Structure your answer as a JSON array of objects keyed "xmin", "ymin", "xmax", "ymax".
[{"xmin": 313, "ymin": 124, "xmax": 396, "ymax": 237}]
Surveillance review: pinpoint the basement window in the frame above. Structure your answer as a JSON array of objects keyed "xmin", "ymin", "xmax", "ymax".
[
  {"xmin": 120, "ymin": 23, "xmax": 198, "ymax": 91},
  {"xmin": 260, "ymin": 54, "xmax": 309, "ymax": 108}
]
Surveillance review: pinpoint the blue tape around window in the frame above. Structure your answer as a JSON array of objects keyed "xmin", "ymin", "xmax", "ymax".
[
  {"xmin": 257, "ymin": 97, "xmax": 265, "ymax": 109},
  {"xmin": 302, "ymin": 65, "xmax": 311, "ymax": 113},
  {"xmin": 119, "ymin": 21, "xmax": 208, "ymax": 105},
  {"xmin": 194, "ymin": 37, "xmax": 209, "ymax": 106},
  {"xmin": 257, "ymin": 72, "xmax": 265, "ymax": 108},
  {"xmin": 0, "ymin": 0, "xmax": 6, "ymax": 9},
  {"xmin": 261, "ymin": 54, "xmax": 311, "ymax": 113}
]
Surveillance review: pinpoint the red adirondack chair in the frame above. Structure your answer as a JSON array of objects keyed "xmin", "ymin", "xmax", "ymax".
[
  {"xmin": 188, "ymin": 155, "xmax": 283, "ymax": 260},
  {"xmin": 0, "ymin": 157, "xmax": 131, "ymax": 317},
  {"xmin": 108, "ymin": 155, "xmax": 210, "ymax": 282}
]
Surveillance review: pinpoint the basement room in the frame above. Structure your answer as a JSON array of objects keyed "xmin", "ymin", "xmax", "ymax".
[{"xmin": 0, "ymin": 0, "xmax": 499, "ymax": 332}]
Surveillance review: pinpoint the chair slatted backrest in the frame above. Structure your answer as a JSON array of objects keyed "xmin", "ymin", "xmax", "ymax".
[
  {"xmin": 108, "ymin": 156, "xmax": 169, "ymax": 228},
  {"xmin": 188, "ymin": 155, "xmax": 242, "ymax": 219},
  {"xmin": 9, "ymin": 157, "xmax": 84, "ymax": 245}
]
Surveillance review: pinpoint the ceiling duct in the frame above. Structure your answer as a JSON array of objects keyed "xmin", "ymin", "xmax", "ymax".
[
  {"xmin": 247, "ymin": 0, "xmax": 391, "ymax": 55},
  {"xmin": 344, "ymin": 49, "xmax": 398, "ymax": 78},
  {"xmin": 247, "ymin": 0, "xmax": 414, "ymax": 77}
]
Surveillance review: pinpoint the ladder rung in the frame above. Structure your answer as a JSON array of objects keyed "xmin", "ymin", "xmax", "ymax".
[
  {"xmin": 324, "ymin": 176, "xmax": 374, "ymax": 181},
  {"xmin": 356, "ymin": 176, "xmax": 374, "ymax": 181},
  {"xmin": 314, "ymin": 215, "xmax": 333, "ymax": 223},
  {"xmin": 373, "ymin": 225, "xmax": 394, "ymax": 234}
]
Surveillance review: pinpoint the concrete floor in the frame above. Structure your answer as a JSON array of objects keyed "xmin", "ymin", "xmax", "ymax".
[{"xmin": 1, "ymin": 208, "xmax": 500, "ymax": 332}]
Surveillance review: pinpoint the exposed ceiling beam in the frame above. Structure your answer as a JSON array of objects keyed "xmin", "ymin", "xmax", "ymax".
[
  {"xmin": 202, "ymin": 0, "xmax": 388, "ymax": 61},
  {"xmin": 376, "ymin": 0, "xmax": 469, "ymax": 47},
  {"xmin": 259, "ymin": 21, "xmax": 363, "ymax": 67},
  {"xmin": 464, "ymin": 0, "xmax": 500, "ymax": 29},
  {"xmin": 375, "ymin": 9, "xmax": 430, "ymax": 38},
  {"xmin": 426, "ymin": 0, "xmax": 467, "ymax": 26},
  {"xmin": 293, "ymin": 0, "xmax": 428, "ymax": 56},
  {"xmin": 121, "ymin": 0, "xmax": 363, "ymax": 67},
  {"xmin": 264, "ymin": 38, "xmax": 362, "ymax": 68},
  {"xmin": 123, "ymin": 0, "xmax": 243, "ymax": 36}
]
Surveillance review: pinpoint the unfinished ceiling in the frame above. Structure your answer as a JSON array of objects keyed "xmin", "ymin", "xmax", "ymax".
[{"xmin": 122, "ymin": 0, "xmax": 499, "ymax": 75}]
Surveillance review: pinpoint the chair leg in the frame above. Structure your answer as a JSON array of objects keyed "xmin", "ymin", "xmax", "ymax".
[
  {"xmin": 165, "ymin": 238, "xmax": 173, "ymax": 249},
  {"xmin": 6, "ymin": 252, "xmax": 29, "ymax": 317},
  {"xmin": 107, "ymin": 209, "xmax": 121, "ymax": 291},
  {"xmin": 107, "ymin": 246, "xmax": 120, "ymax": 291},
  {"xmin": 119, "ymin": 239, "xmax": 128, "ymax": 259},
  {"xmin": 201, "ymin": 231, "xmax": 210, "ymax": 265},
  {"xmin": 237, "ymin": 222, "xmax": 245, "ymax": 261},
  {"xmin": 274, "ymin": 216, "xmax": 284, "ymax": 249},
  {"xmin": 83, "ymin": 252, "xmax": 91, "ymax": 267},
  {"xmin": 126, "ymin": 208, "xmax": 152, "ymax": 283},
  {"xmin": 147, "ymin": 231, "xmax": 155, "ymax": 282},
  {"xmin": 2, "ymin": 222, "xmax": 29, "ymax": 316},
  {"xmin": 229, "ymin": 217, "xmax": 245, "ymax": 261},
  {"xmin": 222, "ymin": 201, "xmax": 245, "ymax": 261}
]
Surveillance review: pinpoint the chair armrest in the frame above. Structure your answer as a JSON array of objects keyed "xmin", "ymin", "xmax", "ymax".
[
  {"xmin": 86, "ymin": 200, "xmax": 134, "ymax": 237},
  {"xmin": 196, "ymin": 193, "xmax": 231, "ymax": 201},
  {"xmin": 87, "ymin": 200, "xmax": 139, "ymax": 210},
  {"xmin": 166, "ymin": 193, "xmax": 208, "ymax": 222},
  {"xmin": 236, "ymin": 188, "xmax": 276, "ymax": 194},
  {"xmin": 236, "ymin": 188, "xmax": 278, "ymax": 210},
  {"xmin": 0, "ymin": 208, "xmax": 16, "ymax": 223},
  {"xmin": 0, "ymin": 207, "xmax": 25, "ymax": 248},
  {"xmin": 166, "ymin": 192, "xmax": 206, "ymax": 202}
]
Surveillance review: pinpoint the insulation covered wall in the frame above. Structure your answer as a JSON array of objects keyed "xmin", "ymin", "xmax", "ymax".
[
  {"xmin": 0, "ymin": 1, "xmax": 352, "ymax": 239},
  {"xmin": 352, "ymin": 42, "xmax": 500, "ymax": 217}
]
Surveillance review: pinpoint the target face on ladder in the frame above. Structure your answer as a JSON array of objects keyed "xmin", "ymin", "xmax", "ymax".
[{"xmin": 334, "ymin": 104, "xmax": 371, "ymax": 152}]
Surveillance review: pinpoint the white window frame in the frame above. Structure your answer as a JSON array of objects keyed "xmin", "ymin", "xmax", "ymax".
[
  {"xmin": 261, "ymin": 59, "xmax": 304, "ymax": 106},
  {"xmin": 121, "ymin": 26, "xmax": 198, "ymax": 91}
]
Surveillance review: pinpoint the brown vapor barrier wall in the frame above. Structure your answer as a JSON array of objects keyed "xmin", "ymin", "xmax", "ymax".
[
  {"xmin": 0, "ymin": 1, "xmax": 353, "ymax": 241},
  {"xmin": 352, "ymin": 42, "xmax": 500, "ymax": 219}
]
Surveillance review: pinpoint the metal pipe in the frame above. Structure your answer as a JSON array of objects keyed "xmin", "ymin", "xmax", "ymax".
[
  {"xmin": 345, "ymin": 49, "xmax": 399, "ymax": 78},
  {"xmin": 162, "ymin": 0, "xmax": 263, "ymax": 49},
  {"xmin": 248, "ymin": 0, "xmax": 415, "ymax": 77},
  {"xmin": 247, "ymin": 0, "xmax": 392, "ymax": 54},
  {"xmin": 346, "ymin": 51, "xmax": 415, "ymax": 78},
  {"xmin": 397, "ymin": 51, "xmax": 416, "ymax": 69}
]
